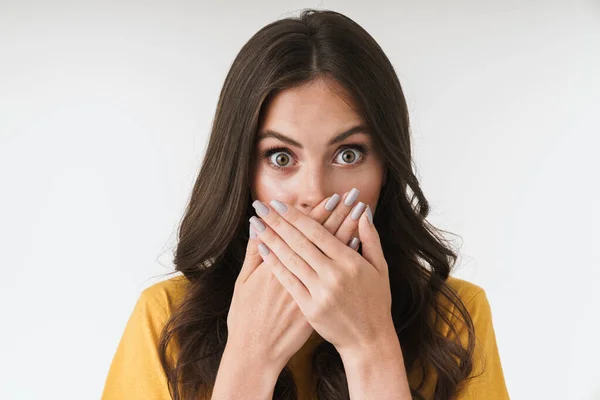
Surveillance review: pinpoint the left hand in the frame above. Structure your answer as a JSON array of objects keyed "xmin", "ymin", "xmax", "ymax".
[{"xmin": 250, "ymin": 198, "xmax": 394, "ymax": 355}]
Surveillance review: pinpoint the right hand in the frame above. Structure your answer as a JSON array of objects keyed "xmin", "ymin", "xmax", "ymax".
[{"xmin": 225, "ymin": 190, "xmax": 367, "ymax": 372}]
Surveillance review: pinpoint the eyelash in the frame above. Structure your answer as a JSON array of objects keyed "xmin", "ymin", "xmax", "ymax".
[{"xmin": 261, "ymin": 143, "xmax": 370, "ymax": 171}]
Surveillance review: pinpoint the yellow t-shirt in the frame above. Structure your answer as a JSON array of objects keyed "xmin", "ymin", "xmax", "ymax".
[{"xmin": 101, "ymin": 274, "xmax": 509, "ymax": 399}]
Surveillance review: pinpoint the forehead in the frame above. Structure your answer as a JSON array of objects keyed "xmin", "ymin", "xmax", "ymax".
[{"xmin": 258, "ymin": 78, "xmax": 364, "ymax": 133}]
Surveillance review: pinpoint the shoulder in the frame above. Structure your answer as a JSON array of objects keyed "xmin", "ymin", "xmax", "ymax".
[
  {"xmin": 441, "ymin": 277, "xmax": 510, "ymax": 398},
  {"xmin": 102, "ymin": 274, "xmax": 191, "ymax": 399},
  {"xmin": 436, "ymin": 275, "xmax": 493, "ymax": 337},
  {"xmin": 137, "ymin": 274, "xmax": 191, "ymax": 319},
  {"xmin": 444, "ymin": 275, "xmax": 485, "ymax": 306}
]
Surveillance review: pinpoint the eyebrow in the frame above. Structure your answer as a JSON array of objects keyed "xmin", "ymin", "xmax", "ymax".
[{"xmin": 257, "ymin": 125, "xmax": 370, "ymax": 149}]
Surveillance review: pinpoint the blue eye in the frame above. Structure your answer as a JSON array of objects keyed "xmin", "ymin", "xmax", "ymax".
[{"xmin": 261, "ymin": 143, "xmax": 370, "ymax": 171}]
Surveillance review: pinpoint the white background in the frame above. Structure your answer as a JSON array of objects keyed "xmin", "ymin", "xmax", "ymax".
[{"xmin": 1, "ymin": 1, "xmax": 599, "ymax": 399}]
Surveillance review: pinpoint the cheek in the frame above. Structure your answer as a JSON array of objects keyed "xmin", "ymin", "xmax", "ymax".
[
  {"xmin": 355, "ymin": 186, "xmax": 380, "ymax": 211},
  {"xmin": 250, "ymin": 167, "xmax": 295, "ymax": 203},
  {"xmin": 353, "ymin": 170, "xmax": 384, "ymax": 212}
]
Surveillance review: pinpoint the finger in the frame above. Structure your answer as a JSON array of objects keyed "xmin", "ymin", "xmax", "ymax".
[
  {"xmin": 236, "ymin": 224, "xmax": 263, "ymax": 285},
  {"xmin": 322, "ymin": 188, "xmax": 360, "ymax": 238},
  {"xmin": 307, "ymin": 192, "xmax": 343, "ymax": 228},
  {"xmin": 249, "ymin": 214, "xmax": 322, "ymax": 290},
  {"xmin": 270, "ymin": 260, "xmax": 313, "ymax": 317},
  {"xmin": 357, "ymin": 205, "xmax": 387, "ymax": 273},
  {"xmin": 334, "ymin": 200, "xmax": 367, "ymax": 248},
  {"xmin": 305, "ymin": 192, "xmax": 359, "ymax": 251},
  {"xmin": 256, "ymin": 240, "xmax": 313, "ymax": 307},
  {"xmin": 259, "ymin": 199, "xmax": 353, "ymax": 266},
  {"xmin": 348, "ymin": 236, "xmax": 361, "ymax": 251},
  {"xmin": 306, "ymin": 194, "xmax": 341, "ymax": 226}
]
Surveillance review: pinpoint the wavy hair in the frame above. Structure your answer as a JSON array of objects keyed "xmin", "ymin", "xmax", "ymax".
[{"xmin": 157, "ymin": 8, "xmax": 479, "ymax": 400}]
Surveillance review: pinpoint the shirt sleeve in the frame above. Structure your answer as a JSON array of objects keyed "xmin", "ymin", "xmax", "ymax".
[
  {"xmin": 453, "ymin": 288, "xmax": 510, "ymax": 399},
  {"xmin": 101, "ymin": 288, "xmax": 172, "ymax": 400}
]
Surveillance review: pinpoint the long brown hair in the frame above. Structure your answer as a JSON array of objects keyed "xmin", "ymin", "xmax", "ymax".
[{"xmin": 158, "ymin": 8, "xmax": 479, "ymax": 399}]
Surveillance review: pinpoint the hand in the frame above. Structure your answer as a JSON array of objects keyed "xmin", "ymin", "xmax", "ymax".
[
  {"xmin": 304, "ymin": 189, "xmax": 364, "ymax": 249},
  {"xmin": 249, "ymin": 196, "xmax": 394, "ymax": 356},
  {"xmin": 224, "ymin": 190, "xmax": 368, "ymax": 372}
]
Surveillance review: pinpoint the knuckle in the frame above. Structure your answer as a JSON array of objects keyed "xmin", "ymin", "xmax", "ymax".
[
  {"xmin": 272, "ymin": 259, "xmax": 283, "ymax": 270},
  {"xmin": 278, "ymin": 267, "xmax": 295, "ymax": 288},
  {"xmin": 325, "ymin": 268, "xmax": 342, "ymax": 287},
  {"xmin": 347, "ymin": 264, "xmax": 360, "ymax": 279},
  {"xmin": 272, "ymin": 261, "xmax": 285, "ymax": 278},
  {"xmin": 309, "ymin": 209, "xmax": 327, "ymax": 225},
  {"xmin": 262, "ymin": 230, "xmax": 278, "ymax": 247},
  {"xmin": 311, "ymin": 226, "xmax": 327, "ymax": 244},
  {"xmin": 294, "ymin": 236, "xmax": 308, "ymax": 253},
  {"xmin": 287, "ymin": 274, "xmax": 299, "ymax": 289},
  {"xmin": 286, "ymin": 210, "xmax": 298, "ymax": 223},
  {"xmin": 332, "ymin": 210, "xmax": 346, "ymax": 226},
  {"xmin": 322, "ymin": 219, "xmax": 336, "ymax": 235},
  {"xmin": 323, "ymin": 213, "xmax": 345, "ymax": 235},
  {"xmin": 317, "ymin": 291, "xmax": 335, "ymax": 311},
  {"xmin": 270, "ymin": 215, "xmax": 283, "ymax": 229},
  {"xmin": 286, "ymin": 252, "xmax": 304, "ymax": 269}
]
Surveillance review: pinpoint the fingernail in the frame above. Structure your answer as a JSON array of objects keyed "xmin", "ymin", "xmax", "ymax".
[
  {"xmin": 325, "ymin": 193, "xmax": 340, "ymax": 211},
  {"xmin": 366, "ymin": 206, "xmax": 373, "ymax": 224},
  {"xmin": 269, "ymin": 199, "xmax": 288, "ymax": 214},
  {"xmin": 349, "ymin": 237, "xmax": 360, "ymax": 250},
  {"xmin": 350, "ymin": 201, "xmax": 366, "ymax": 220},
  {"xmin": 249, "ymin": 225, "xmax": 257, "ymax": 238},
  {"xmin": 344, "ymin": 188, "xmax": 360, "ymax": 206},
  {"xmin": 252, "ymin": 200, "xmax": 270, "ymax": 217},
  {"xmin": 258, "ymin": 243, "xmax": 270, "ymax": 255},
  {"xmin": 249, "ymin": 216, "xmax": 266, "ymax": 232}
]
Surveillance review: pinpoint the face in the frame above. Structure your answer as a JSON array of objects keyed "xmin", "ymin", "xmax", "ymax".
[{"xmin": 250, "ymin": 77, "xmax": 386, "ymax": 217}]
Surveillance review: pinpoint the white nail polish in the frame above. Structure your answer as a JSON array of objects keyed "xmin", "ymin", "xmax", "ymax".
[
  {"xmin": 325, "ymin": 193, "xmax": 341, "ymax": 211},
  {"xmin": 344, "ymin": 188, "xmax": 360, "ymax": 206}
]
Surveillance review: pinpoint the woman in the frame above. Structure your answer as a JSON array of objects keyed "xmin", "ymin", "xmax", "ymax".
[{"xmin": 102, "ymin": 8, "xmax": 509, "ymax": 400}]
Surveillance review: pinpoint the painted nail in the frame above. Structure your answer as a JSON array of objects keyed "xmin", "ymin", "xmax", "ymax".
[
  {"xmin": 325, "ymin": 193, "xmax": 341, "ymax": 211},
  {"xmin": 349, "ymin": 237, "xmax": 360, "ymax": 250},
  {"xmin": 258, "ymin": 243, "xmax": 270, "ymax": 256},
  {"xmin": 270, "ymin": 199, "xmax": 288, "ymax": 214},
  {"xmin": 344, "ymin": 188, "xmax": 360, "ymax": 206},
  {"xmin": 249, "ymin": 225, "xmax": 257, "ymax": 238},
  {"xmin": 350, "ymin": 201, "xmax": 366, "ymax": 220},
  {"xmin": 252, "ymin": 200, "xmax": 270, "ymax": 217},
  {"xmin": 366, "ymin": 206, "xmax": 373, "ymax": 224},
  {"xmin": 249, "ymin": 216, "xmax": 266, "ymax": 232}
]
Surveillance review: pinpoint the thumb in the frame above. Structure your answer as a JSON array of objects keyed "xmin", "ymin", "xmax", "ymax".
[
  {"xmin": 237, "ymin": 225, "xmax": 263, "ymax": 284},
  {"xmin": 356, "ymin": 206, "xmax": 386, "ymax": 272}
]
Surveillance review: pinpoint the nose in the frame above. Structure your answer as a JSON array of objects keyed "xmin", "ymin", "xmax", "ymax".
[{"xmin": 296, "ymin": 167, "xmax": 332, "ymax": 213}]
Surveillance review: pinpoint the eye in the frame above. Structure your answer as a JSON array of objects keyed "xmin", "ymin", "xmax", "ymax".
[
  {"xmin": 261, "ymin": 147, "xmax": 295, "ymax": 169},
  {"xmin": 268, "ymin": 150, "xmax": 293, "ymax": 168},
  {"xmin": 335, "ymin": 148, "xmax": 362, "ymax": 165},
  {"xmin": 261, "ymin": 143, "xmax": 370, "ymax": 171}
]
